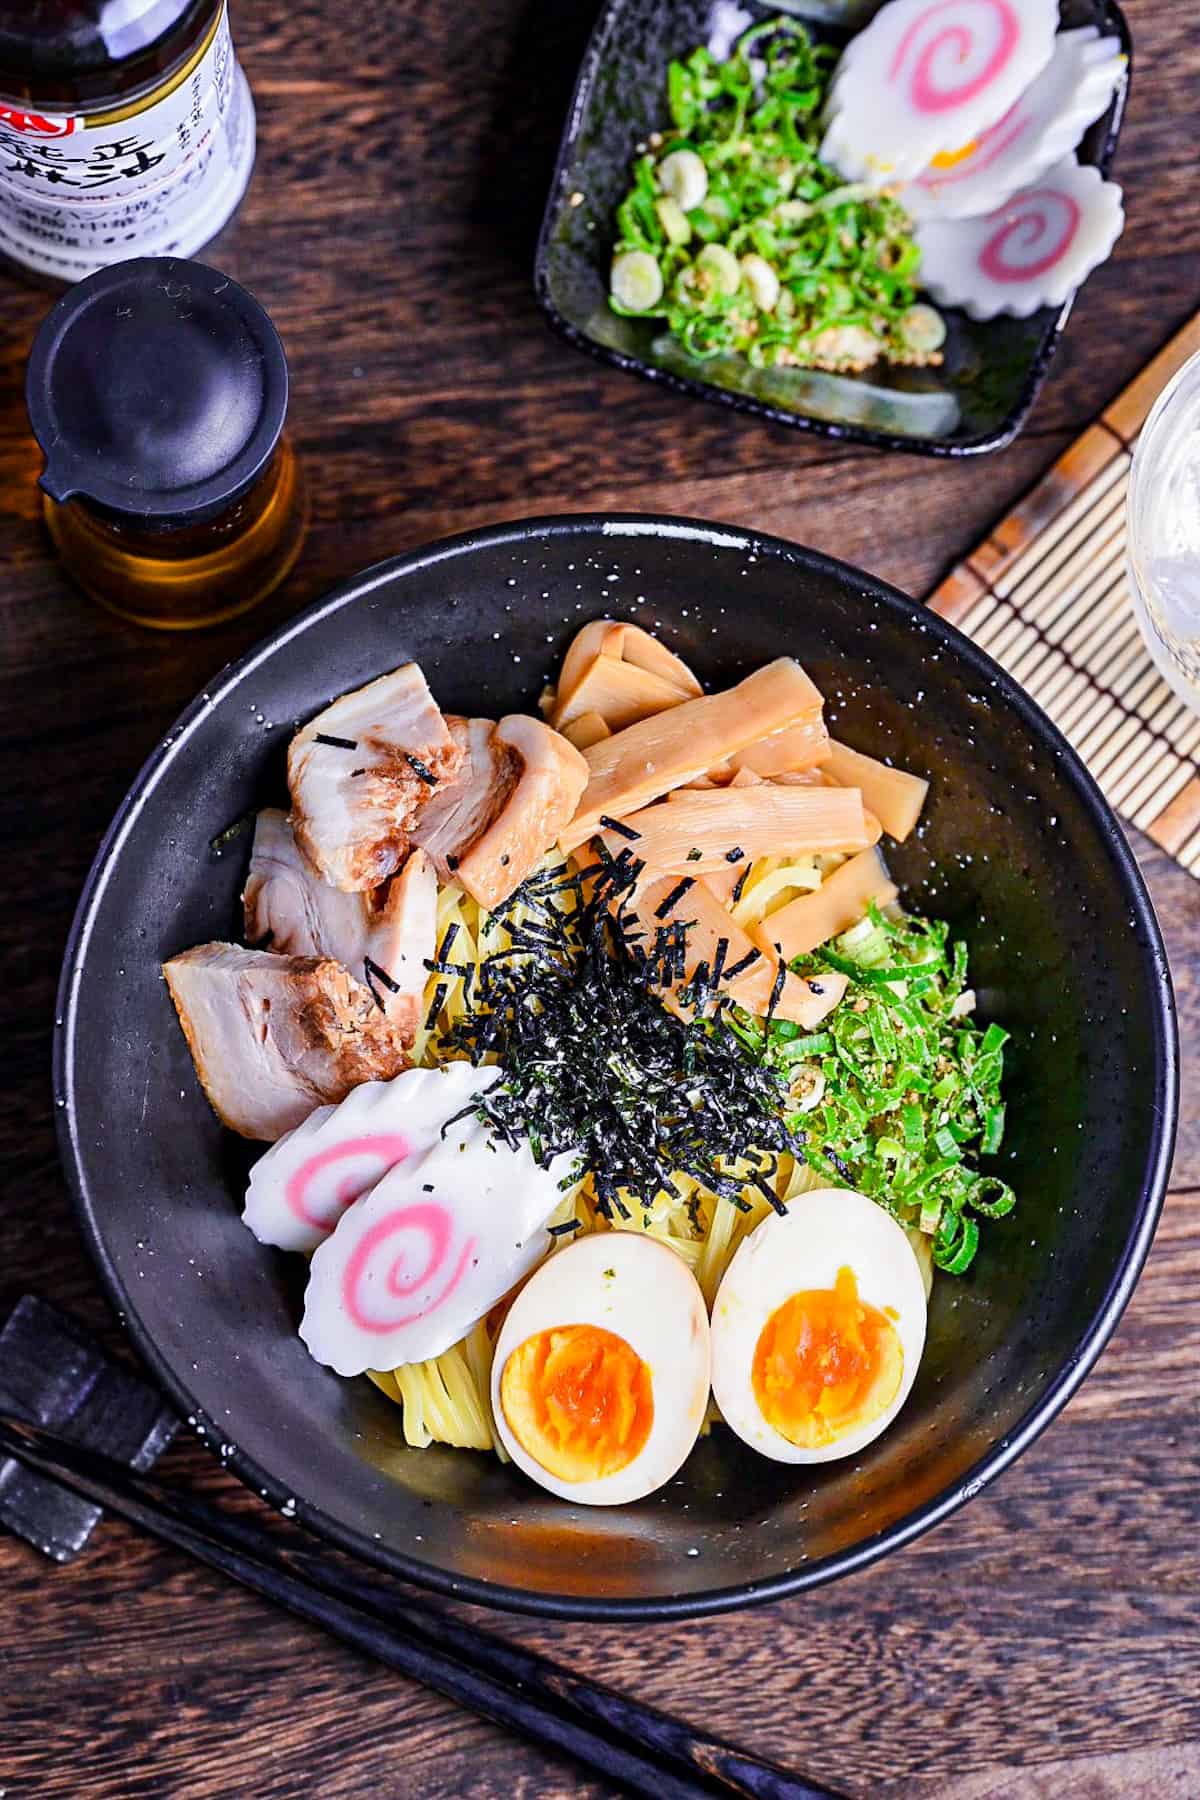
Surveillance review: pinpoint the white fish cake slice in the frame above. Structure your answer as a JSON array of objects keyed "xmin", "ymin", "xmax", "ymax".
[
  {"xmin": 244, "ymin": 1061, "xmax": 498, "ymax": 1253},
  {"xmin": 915, "ymin": 157, "xmax": 1124, "ymax": 320},
  {"xmin": 902, "ymin": 28, "xmax": 1127, "ymax": 221},
  {"xmin": 821, "ymin": 0, "xmax": 1057, "ymax": 189},
  {"xmin": 299, "ymin": 1118, "xmax": 576, "ymax": 1375}
]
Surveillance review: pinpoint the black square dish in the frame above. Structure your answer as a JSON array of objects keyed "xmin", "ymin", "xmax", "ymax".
[{"xmin": 535, "ymin": 0, "xmax": 1131, "ymax": 456}]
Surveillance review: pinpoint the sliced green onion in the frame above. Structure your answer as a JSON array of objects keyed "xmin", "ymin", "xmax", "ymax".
[
  {"xmin": 696, "ymin": 242, "xmax": 741, "ymax": 296},
  {"xmin": 981, "ymin": 1103, "xmax": 1006, "ymax": 1156},
  {"xmin": 655, "ymin": 196, "xmax": 692, "ymax": 246},
  {"xmin": 611, "ymin": 250, "xmax": 664, "ymax": 312},
  {"xmin": 901, "ymin": 1104, "xmax": 925, "ymax": 1150},
  {"xmin": 968, "ymin": 1178, "xmax": 1016, "ymax": 1219},
  {"xmin": 658, "ymin": 147, "xmax": 709, "ymax": 211},
  {"xmin": 934, "ymin": 1213, "xmax": 979, "ymax": 1274},
  {"xmin": 933, "ymin": 1125, "xmax": 962, "ymax": 1162},
  {"xmin": 740, "ymin": 252, "xmax": 780, "ymax": 312}
]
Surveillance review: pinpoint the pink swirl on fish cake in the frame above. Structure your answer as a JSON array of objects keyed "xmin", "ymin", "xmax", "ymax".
[
  {"xmin": 978, "ymin": 188, "xmax": 1081, "ymax": 282},
  {"xmin": 340, "ymin": 1201, "xmax": 477, "ymax": 1333},
  {"xmin": 890, "ymin": 0, "xmax": 1020, "ymax": 116},
  {"xmin": 285, "ymin": 1133, "xmax": 412, "ymax": 1232}
]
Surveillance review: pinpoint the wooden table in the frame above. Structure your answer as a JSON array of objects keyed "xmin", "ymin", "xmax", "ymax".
[{"xmin": 2, "ymin": 2, "xmax": 1197, "ymax": 1794}]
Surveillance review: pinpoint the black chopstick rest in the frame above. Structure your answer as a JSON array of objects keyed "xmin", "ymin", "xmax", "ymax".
[{"xmin": 0, "ymin": 1293, "xmax": 177, "ymax": 1561}]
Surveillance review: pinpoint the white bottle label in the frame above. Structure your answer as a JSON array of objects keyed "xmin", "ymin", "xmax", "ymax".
[{"xmin": 0, "ymin": 2, "xmax": 255, "ymax": 281}]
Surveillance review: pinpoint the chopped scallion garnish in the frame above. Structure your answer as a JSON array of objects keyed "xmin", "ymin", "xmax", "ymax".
[{"xmin": 748, "ymin": 905, "xmax": 1015, "ymax": 1272}]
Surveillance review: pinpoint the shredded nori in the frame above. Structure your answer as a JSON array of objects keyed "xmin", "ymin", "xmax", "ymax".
[
  {"xmin": 424, "ymin": 981, "xmax": 449, "ymax": 1031},
  {"xmin": 722, "ymin": 946, "xmax": 761, "ymax": 982},
  {"xmin": 438, "ymin": 858, "xmax": 805, "ymax": 1219},
  {"xmin": 599, "ymin": 815, "xmax": 642, "ymax": 840},
  {"xmin": 654, "ymin": 876, "xmax": 695, "ymax": 918},
  {"xmin": 363, "ymin": 954, "xmax": 400, "ymax": 994},
  {"xmin": 315, "ymin": 732, "xmax": 358, "ymax": 750},
  {"xmin": 406, "ymin": 754, "xmax": 438, "ymax": 787}
]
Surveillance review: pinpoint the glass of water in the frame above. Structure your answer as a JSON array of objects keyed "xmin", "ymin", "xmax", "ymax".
[{"xmin": 1127, "ymin": 348, "xmax": 1200, "ymax": 713}]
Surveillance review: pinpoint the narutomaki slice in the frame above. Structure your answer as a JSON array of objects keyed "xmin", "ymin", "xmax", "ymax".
[
  {"xmin": 823, "ymin": 739, "xmax": 928, "ymax": 841},
  {"xmin": 561, "ymin": 658, "xmax": 825, "ymax": 851},
  {"xmin": 599, "ymin": 786, "xmax": 871, "ymax": 873},
  {"xmin": 753, "ymin": 847, "xmax": 899, "ymax": 965},
  {"xmin": 628, "ymin": 874, "xmax": 847, "ymax": 1029}
]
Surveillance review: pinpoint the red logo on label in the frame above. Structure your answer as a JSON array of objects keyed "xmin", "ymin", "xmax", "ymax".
[{"xmin": 0, "ymin": 108, "xmax": 79, "ymax": 137}]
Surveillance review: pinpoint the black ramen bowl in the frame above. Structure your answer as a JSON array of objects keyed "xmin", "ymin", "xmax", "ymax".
[
  {"xmin": 535, "ymin": 0, "xmax": 1131, "ymax": 455},
  {"xmin": 56, "ymin": 515, "xmax": 1175, "ymax": 1619}
]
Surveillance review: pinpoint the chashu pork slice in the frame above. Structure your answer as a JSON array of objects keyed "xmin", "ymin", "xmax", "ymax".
[
  {"xmin": 412, "ymin": 714, "xmax": 588, "ymax": 911},
  {"xmin": 243, "ymin": 811, "xmax": 435, "ymax": 1032},
  {"xmin": 245, "ymin": 808, "xmax": 372, "ymax": 967},
  {"xmin": 410, "ymin": 717, "xmax": 499, "ymax": 872},
  {"xmin": 163, "ymin": 945, "xmax": 412, "ymax": 1142},
  {"xmin": 362, "ymin": 848, "xmax": 437, "ymax": 1040},
  {"xmin": 288, "ymin": 663, "xmax": 462, "ymax": 893}
]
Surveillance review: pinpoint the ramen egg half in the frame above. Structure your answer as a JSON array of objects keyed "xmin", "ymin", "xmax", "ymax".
[{"xmin": 711, "ymin": 1187, "xmax": 927, "ymax": 1465}]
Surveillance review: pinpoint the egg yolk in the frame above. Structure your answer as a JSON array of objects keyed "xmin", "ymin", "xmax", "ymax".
[
  {"xmin": 500, "ymin": 1324, "xmax": 654, "ymax": 1482},
  {"xmin": 751, "ymin": 1266, "xmax": 903, "ymax": 1450},
  {"xmin": 930, "ymin": 140, "xmax": 979, "ymax": 170}
]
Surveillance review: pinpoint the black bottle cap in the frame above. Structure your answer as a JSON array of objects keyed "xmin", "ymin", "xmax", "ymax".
[{"xmin": 26, "ymin": 257, "xmax": 289, "ymax": 528}]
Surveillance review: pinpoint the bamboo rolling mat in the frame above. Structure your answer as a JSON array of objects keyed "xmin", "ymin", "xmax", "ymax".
[{"xmin": 928, "ymin": 311, "xmax": 1200, "ymax": 877}]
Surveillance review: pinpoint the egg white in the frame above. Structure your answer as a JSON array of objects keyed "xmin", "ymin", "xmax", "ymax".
[
  {"xmin": 710, "ymin": 1187, "xmax": 927, "ymax": 1465},
  {"xmin": 491, "ymin": 1231, "xmax": 711, "ymax": 1505}
]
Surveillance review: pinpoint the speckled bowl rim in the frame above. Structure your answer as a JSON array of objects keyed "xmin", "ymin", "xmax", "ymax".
[
  {"xmin": 56, "ymin": 513, "xmax": 1177, "ymax": 1620},
  {"xmin": 534, "ymin": 2, "xmax": 1133, "ymax": 458}
]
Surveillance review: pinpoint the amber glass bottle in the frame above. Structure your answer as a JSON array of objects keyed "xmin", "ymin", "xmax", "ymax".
[
  {"xmin": 0, "ymin": 2, "xmax": 254, "ymax": 283},
  {"xmin": 27, "ymin": 256, "xmax": 307, "ymax": 630}
]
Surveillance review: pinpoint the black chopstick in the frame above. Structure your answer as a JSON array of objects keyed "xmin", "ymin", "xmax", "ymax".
[{"xmin": 0, "ymin": 1412, "xmax": 842, "ymax": 1800}]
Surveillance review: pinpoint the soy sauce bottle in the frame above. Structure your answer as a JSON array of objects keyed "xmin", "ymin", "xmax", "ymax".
[
  {"xmin": 26, "ymin": 257, "xmax": 307, "ymax": 629},
  {"xmin": 0, "ymin": 2, "xmax": 255, "ymax": 283}
]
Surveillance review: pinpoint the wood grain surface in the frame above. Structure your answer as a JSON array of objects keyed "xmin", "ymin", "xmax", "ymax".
[{"xmin": 1, "ymin": 2, "xmax": 1198, "ymax": 1796}]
